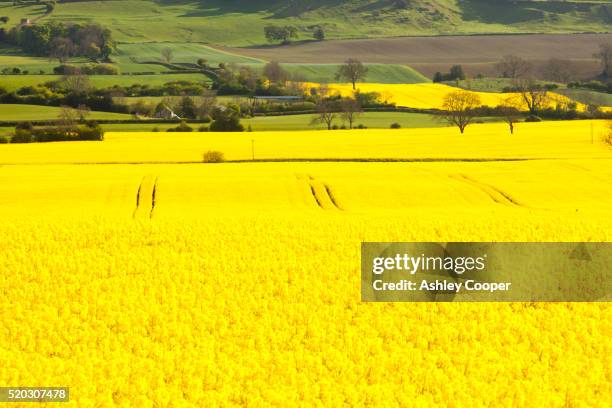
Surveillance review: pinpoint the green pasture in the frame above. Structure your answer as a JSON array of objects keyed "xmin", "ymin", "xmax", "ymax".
[
  {"xmin": 0, "ymin": 73, "xmax": 210, "ymax": 91},
  {"xmin": 0, "ymin": 0, "xmax": 606, "ymax": 47},
  {"xmin": 0, "ymin": 104, "xmax": 131, "ymax": 121}
]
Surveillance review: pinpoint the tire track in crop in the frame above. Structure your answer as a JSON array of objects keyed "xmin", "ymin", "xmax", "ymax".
[
  {"xmin": 450, "ymin": 174, "xmax": 524, "ymax": 207},
  {"xmin": 133, "ymin": 175, "xmax": 158, "ymax": 219},
  {"xmin": 296, "ymin": 174, "xmax": 343, "ymax": 210}
]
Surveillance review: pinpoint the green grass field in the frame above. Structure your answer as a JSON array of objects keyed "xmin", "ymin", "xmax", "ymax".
[
  {"xmin": 0, "ymin": 73, "xmax": 210, "ymax": 91},
  {"xmin": 117, "ymin": 42, "xmax": 263, "ymax": 65},
  {"xmin": 0, "ymin": 112, "xmax": 477, "ymax": 139},
  {"xmin": 271, "ymin": 63, "xmax": 429, "ymax": 84},
  {"xmin": 557, "ymin": 89, "xmax": 612, "ymax": 107},
  {"xmin": 0, "ymin": 104, "xmax": 131, "ymax": 121},
  {"xmin": 2, "ymin": 0, "xmax": 607, "ymax": 47}
]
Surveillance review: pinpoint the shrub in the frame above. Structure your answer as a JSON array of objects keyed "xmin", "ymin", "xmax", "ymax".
[
  {"xmin": 172, "ymin": 121, "xmax": 193, "ymax": 132},
  {"xmin": 11, "ymin": 129, "xmax": 34, "ymax": 143},
  {"xmin": 604, "ymin": 124, "xmax": 612, "ymax": 147},
  {"xmin": 152, "ymin": 127, "xmax": 160, "ymax": 132},
  {"xmin": 356, "ymin": 124, "xmax": 367, "ymax": 129},
  {"xmin": 525, "ymin": 115, "xmax": 542, "ymax": 122},
  {"xmin": 390, "ymin": 122, "xmax": 401, "ymax": 129},
  {"xmin": 0, "ymin": 137, "xmax": 9, "ymax": 144},
  {"xmin": 202, "ymin": 150, "xmax": 225, "ymax": 163},
  {"xmin": 198, "ymin": 125, "xmax": 209, "ymax": 132}
]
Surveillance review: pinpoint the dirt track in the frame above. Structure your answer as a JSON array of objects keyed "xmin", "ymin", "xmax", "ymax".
[{"xmin": 221, "ymin": 33, "xmax": 611, "ymax": 78}]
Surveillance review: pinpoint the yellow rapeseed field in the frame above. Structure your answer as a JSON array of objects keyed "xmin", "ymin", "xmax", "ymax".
[
  {"xmin": 0, "ymin": 122, "xmax": 610, "ymax": 407},
  {"xmin": 0, "ymin": 120, "xmax": 610, "ymax": 164},
  {"xmin": 308, "ymin": 82, "xmax": 612, "ymax": 112}
]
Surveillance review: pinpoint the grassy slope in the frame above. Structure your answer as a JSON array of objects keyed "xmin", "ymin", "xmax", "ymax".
[
  {"xmin": 3, "ymin": 0, "xmax": 608, "ymax": 47},
  {"xmin": 0, "ymin": 73, "xmax": 209, "ymax": 91},
  {"xmin": 276, "ymin": 63, "xmax": 429, "ymax": 84},
  {"xmin": 0, "ymin": 104, "xmax": 131, "ymax": 121}
]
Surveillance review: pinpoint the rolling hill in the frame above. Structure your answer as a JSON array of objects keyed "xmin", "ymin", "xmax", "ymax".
[{"xmin": 1, "ymin": 0, "xmax": 610, "ymax": 46}]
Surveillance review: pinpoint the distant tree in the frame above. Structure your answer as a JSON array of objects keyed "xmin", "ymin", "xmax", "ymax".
[
  {"xmin": 177, "ymin": 96, "xmax": 197, "ymax": 119},
  {"xmin": 440, "ymin": 91, "xmax": 481, "ymax": 134},
  {"xmin": 264, "ymin": 25, "xmax": 298, "ymax": 44},
  {"xmin": 210, "ymin": 104, "xmax": 244, "ymax": 132},
  {"xmin": 49, "ymin": 37, "xmax": 75, "ymax": 63},
  {"xmin": 541, "ymin": 58, "xmax": 576, "ymax": 83},
  {"xmin": 498, "ymin": 96, "xmax": 522, "ymax": 135},
  {"xmin": 196, "ymin": 90, "xmax": 217, "ymax": 119},
  {"xmin": 0, "ymin": 16, "xmax": 9, "ymax": 24},
  {"xmin": 514, "ymin": 78, "xmax": 550, "ymax": 114},
  {"xmin": 593, "ymin": 43, "xmax": 612, "ymax": 78},
  {"xmin": 336, "ymin": 59, "xmax": 368, "ymax": 90},
  {"xmin": 263, "ymin": 61, "xmax": 288, "ymax": 84},
  {"xmin": 495, "ymin": 55, "xmax": 532, "ymax": 79},
  {"xmin": 313, "ymin": 26, "xmax": 325, "ymax": 41},
  {"xmin": 58, "ymin": 105, "xmax": 79, "ymax": 128},
  {"xmin": 311, "ymin": 99, "xmax": 338, "ymax": 130},
  {"xmin": 60, "ymin": 74, "xmax": 91, "ymax": 93},
  {"xmin": 76, "ymin": 104, "xmax": 91, "ymax": 122},
  {"xmin": 433, "ymin": 72, "xmax": 444, "ymax": 83},
  {"xmin": 161, "ymin": 47, "xmax": 174, "ymax": 64},
  {"xmin": 340, "ymin": 98, "xmax": 362, "ymax": 129},
  {"xmin": 448, "ymin": 65, "xmax": 465, "ymax": 81},
  {"xmin": 196, "ymin": 58, "xmax": 208, "ymax": 68}
]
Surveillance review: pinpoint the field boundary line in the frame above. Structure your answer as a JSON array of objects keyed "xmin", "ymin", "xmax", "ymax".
[{"xmin": 3, "ymin": 157, "xmax": 612, "ymax": 166}]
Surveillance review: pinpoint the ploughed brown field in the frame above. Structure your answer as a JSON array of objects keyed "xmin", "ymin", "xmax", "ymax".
[{"xmin": 222, "ymin": 33, "xmax": 611, "ymax": 78}]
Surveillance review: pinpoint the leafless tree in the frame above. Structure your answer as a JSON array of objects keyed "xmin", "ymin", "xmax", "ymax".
[
  {"xmin": 440, "ymin": 91, "xmax": 482, "ymax": 134},
  {"xmin": 340, "ymin": 98, "xmax": 362, "ymax": 129},
  {"xmin": 49, "ymin": 37, "xmax": 75, "ymax": 64},
  {"xmin": 311, "ymin": 100, "xmax": 338, "ymax": 130},
  {"xmin": 340, "ymin": 98, "xmax": 363, "ymax": 129},
  {"xmin": 60, "ymin": 74, "xmax": 91, "ymax": 93},
  {"xmin": 161, "ymin": 47, "xmax": 174, "ymax": 64},
  {"xmin": 58, "ymin": 106, "xmax": 79, "ymax": 128},
  {"xmin": 263, "ymin": 61, "xmax": 288, "ymax": 84},
  {"xmin": 336, "ymin": 59, "xmax": 368, "ymax": 90},
  {"xmin": 495, "ymin": 55, "xmax": 532, "ymax": 79},
  {"xmin": 498, "ymin": 96, "xmax": 522, "ymax": 135},
  {"xmin": 541, "ymin": 58, "xmax": 576, "ymax": 83},
  {"xmin": 196, "ymin": 90, "xmax": 218, "ymax": 119},
  {"xmin": 514, "ymin": 78, "xmax": 550, "ymax": 114},
  {"xmin": 593, "ymin": 43, "xmax": 612, "ymax": 78},
  {"xmin": 76, "ymin": 104, "xmax": 91, "ymax": 121}
]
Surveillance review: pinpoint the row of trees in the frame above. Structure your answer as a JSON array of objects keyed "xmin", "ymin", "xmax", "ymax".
[
  {"xmin": 496, "ymin": 43, "xmax": 612, "ymax": 82},
  {"xmin": 264, "ymin": 25, "xmax": 325, "ymax": 44},
  {"xmin": 1, "ymin": 21, "xmax": 115, "ymax": 62}
]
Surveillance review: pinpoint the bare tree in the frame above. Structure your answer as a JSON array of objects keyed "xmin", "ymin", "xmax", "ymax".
[
  {"xmin": 340, "ymin": 98, "xmax": 362, "ymax": 129},
  {"xmin": 604, "ymin": 121, "xmax": 612, "ymax": 146},
  {"xmin": 49, "ymin": 37, "xmax": 75, "ymax": 64},
  {"xmin": 336, "ymin": 59, "xmax": 368, "ymax": 90},
  {"xmin": 60, "ymin": 74, "xmax": 91, "ymax": 93},
  {"xmin": 440, "ymin": 91, "xmax": 482, "ymax": 134},
  {"xmin": 58, "ymin": 106, "xmax": 79, "ymax": 128},
  {"xmin": 77, "ymin": 104, "xmax": 91, "ymax": 121},
  {"xmin": 593, "ymin": 43, "xmax": 612, "ymax": 78},
  {"xmin": 498, "ymin": 96, "xmax": 522, "ymax": 135},
  {"xmin": 514, "ymin": 78, "xmax": 550, "ymax": 114},
  {"xmin": 161, "ymin": 47, "xmax": 174, "ymax": 64},
  {"xmin": 311, "ymin": 100, "xmax": 338, "ymax": 130},
  {"xmin": 196, "ymin": 90, "xmax": 217, "ymax": 119},
  {"xmin": 263, "ymin": 61, "xmax": 288, "ymax": 84},
  {"xmin": 495, "ymin": 55, "xmax": 532, "ymax": 79},
  {"xmin": 541, "ymin": 58, "xmax": 576, "ymax": 83}
]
